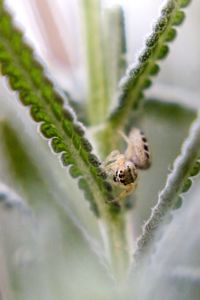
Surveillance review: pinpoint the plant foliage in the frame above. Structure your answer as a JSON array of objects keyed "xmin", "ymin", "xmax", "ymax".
[
  {"xmin": 0, "ymin": 2, "xmax": 120, "ymax": 217},
  {"xmin": 0, "ymin": 0, "xmax": 199, "ymax": 297},
  {"xmin": 109, "ymin": 0, "xmax": 191, "ymax": 128}
]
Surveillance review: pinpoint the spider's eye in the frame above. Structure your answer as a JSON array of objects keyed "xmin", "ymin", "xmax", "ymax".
[
  {"xmin": 118, "ymin": 171, "xmax": 124, "ymax": 179},
  {"xmin": 113, "ymin": 175, "xmax": 117, "ymax": 182}
]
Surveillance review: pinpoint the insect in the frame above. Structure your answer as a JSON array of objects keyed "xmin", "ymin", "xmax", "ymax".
[{"xmin": 102, "ymin": 128, "xmax": 151, "ymax": 204}]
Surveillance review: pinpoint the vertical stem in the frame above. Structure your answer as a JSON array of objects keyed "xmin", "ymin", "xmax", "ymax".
[
  {"xmin": 82, "ymin": 0, "xmax": 109, "ymax": 124},
  {"xmin": 103, "ymin": 5, "xmax": 127, "ymax": 101},
  {"xmin": 100, "ymin": 213, "xmax": 131, "ymax": 281}
]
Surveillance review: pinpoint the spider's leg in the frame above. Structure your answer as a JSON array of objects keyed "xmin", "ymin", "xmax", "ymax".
[{"xmin": 112, "ymin": 182, "xmax": 138, "ymax": 205}]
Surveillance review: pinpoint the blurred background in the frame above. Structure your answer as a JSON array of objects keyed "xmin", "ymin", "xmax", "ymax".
[
  {"xmin": 5, "ymin": 0, "xmax": 200, "ymax": 107},
  {"xmin": 0, "ymin": 1, "xmax": 200, "ymax": 299}
]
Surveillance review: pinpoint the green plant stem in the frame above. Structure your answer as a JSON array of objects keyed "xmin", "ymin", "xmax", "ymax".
[
  {"xmin": 101, "ymin": 213, "xmax": 130, "ymax": 281},
  {"xmin": 134, "ymin": 115, "xmax": 200, "ymax": 262},
  {"xmin": 103, "ymin": 5, "xmax": 126, "ymax": 101},
  {"xmin": 82, "ymin": 0, "xmax": 109, "ymax": 125}
]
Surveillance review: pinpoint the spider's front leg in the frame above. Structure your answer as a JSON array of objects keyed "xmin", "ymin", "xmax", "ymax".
[{"xmin": 113, "ymin": 182, "xmax": 138, "ymax": 204}]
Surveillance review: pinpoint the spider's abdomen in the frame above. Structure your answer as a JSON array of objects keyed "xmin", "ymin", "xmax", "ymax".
[{"xmin": 125, "ymin": 128, "xmax": 151, "ymax": 170}]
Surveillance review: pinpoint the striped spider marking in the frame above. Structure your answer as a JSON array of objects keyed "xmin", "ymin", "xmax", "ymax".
[{"xmin": 123, "ymin": 128, "xmax": 151, "ymax": 170}]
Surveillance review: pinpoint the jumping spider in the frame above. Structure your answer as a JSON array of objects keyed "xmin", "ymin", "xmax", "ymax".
[{"xmin": 102, "ymin": 128, "xmax": 151, "ymax": 204}]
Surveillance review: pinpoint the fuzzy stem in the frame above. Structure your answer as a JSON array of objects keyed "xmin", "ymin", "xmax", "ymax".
[
  {"xmin": 100, "ymin": 212, "xmax": 131, "ymax": 281},
  {"xmin": 103, "ymin": 5, "xmax": 127, "ymax": 101},
  {"xmin": 82, "ymin": 0, "xmax": 109, "ymax": 124}
]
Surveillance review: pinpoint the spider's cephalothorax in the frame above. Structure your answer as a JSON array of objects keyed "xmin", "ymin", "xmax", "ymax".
[
  {"xmin": 102, "ymin": 128, "xmax": 151, "ymax": 204},
  {"xmin": 113, "ymin": 160, "xmax": 138, "ymax": 186},
  {"xmin": 102, "ymin": 151, "xmax": 138, "ymax": 202}
]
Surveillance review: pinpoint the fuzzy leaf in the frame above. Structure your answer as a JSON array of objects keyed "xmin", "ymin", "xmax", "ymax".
[
  {"xmin": 130, "ymin": 177, "xmax": 200, "ymax": 300},
  {"xmin": 124, "ymin": 99, "xmax": 196, "ymax": 213},
  {"xmin": 134, "ymin": 113, "xmax": 200, "ymax": 261},
  {"xmin": 0, "ymin": 4, "xmax": 119, "ymax": 216},
  {"xmin": 108, "ymin": 0, "xmax": 192, "ymax": 129}
]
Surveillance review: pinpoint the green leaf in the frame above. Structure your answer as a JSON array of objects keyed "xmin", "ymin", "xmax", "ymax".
[
  {"xmin": 108, "ymin": 0, "xmax": 191, "ymax": 129},
  {"xmin": 134, "ymin": 108, "xmax": 200, "ymax": 262},
  {"xmin": 0, "ymin": 5, "xmax": 119, "ymax": 217},
  {"xmin": 0, "ymin": 4, "xmax": 132, "ymax": 276},
  {"xmin": 130, "ymin": 177, "xmax": 200, "ymax": 300}
]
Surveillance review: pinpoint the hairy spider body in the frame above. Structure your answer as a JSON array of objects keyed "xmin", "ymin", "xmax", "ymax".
[{"xmin": 102, "ymin": 128, "xmax": 151, "ymax": 203}]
